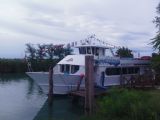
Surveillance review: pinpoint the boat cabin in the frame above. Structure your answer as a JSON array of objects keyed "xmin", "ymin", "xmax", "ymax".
[{"xmin": 76, "ymin": 45, "xmax": 113, "ymax": 57}]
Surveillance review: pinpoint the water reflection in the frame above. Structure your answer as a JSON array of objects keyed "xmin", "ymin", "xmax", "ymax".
[
  {"xmin": 0, "ymin": 74, "xmax": 47, "ymax": 120},
  {"xmin": 34, "ymin": 96, "xmax": 83, "ymax": 120},
  {"xmin": 0, "ymin": 73, "xmax": 44, "ymax": 97}
]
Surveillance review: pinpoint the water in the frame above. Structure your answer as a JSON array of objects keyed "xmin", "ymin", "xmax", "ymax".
[
  {"xmin": 0, "ymin": 74, "xmax": 83, "ymax": 120},
  {"xmin": 34, "ymin": 97, "xmax": 83, "ymax": 120}
]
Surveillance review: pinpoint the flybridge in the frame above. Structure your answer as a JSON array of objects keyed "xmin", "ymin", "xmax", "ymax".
[{"xmin": 65, "ymin": 35, "xmax": 119, "ymax": 57}]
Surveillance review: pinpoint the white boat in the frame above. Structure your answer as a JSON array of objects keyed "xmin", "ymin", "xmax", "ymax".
[{"xmin": 26, "ymin": 36, "xmax": 150, "ymax": 95}]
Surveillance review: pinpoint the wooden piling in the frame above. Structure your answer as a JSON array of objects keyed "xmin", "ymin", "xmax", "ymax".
[
  {"xmin": 48, "ymin": 66, "xmax": 54, "ymax": 106},
  {"xmin": 85, "ymin": 55, "xmax": 94, "ymax": 115}
]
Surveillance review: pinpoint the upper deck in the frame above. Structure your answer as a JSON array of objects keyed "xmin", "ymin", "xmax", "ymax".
[{"xmin": 68, "ymin": 35, "xmax": 116, "ymax": 58}]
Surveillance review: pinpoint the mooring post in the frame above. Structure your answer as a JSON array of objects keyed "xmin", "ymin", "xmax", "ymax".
[
  {"xmin": 85, "ymin": 55, "xmax": 94, "ymax": 115},
  {"xmin": 48, "ymin": 66, "xmax": 54, "ymax": 106}
]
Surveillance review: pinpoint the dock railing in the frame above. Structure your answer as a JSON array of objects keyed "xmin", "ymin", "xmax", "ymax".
[{"xmin": 120, "ymin": 71, "xmax": 156, "ymax": 88}]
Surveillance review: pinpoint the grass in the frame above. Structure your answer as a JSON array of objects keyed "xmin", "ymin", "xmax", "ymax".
[{"xmin": 81, "ymin": 88, "xmax": 160, "ymax": 120}]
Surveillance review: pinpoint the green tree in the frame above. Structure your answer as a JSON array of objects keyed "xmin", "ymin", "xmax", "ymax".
[
  {"xmin": 116, "ymin": 47, "xmax": 133, "ymax": 58},
  {"xmin": 36, "ymin": 44, "xmax": 46, "ymax": 60},
  {"xmin": 25, "ymin": 43, "xmax": 72, "ymax": 61},
  {"xmin": 54, "ymin": 44, "xmax": 65, "ymax": 59},
  {"xmin": 64, "ymin": 44, "xmax": 72, "ymax": 56},
  {"xmin": 46, "ymin": 44, "xmax": 54, "ymax": 60},
  {"xmin": 25, "ymin": 43, "xmax": 36, "ymax": 60},
  {"xmin": 53, "ymin": 44, "xmax": 72, "ymax": 59},
  {"xmin": 151, "ymin": 2, "xmax": 160, "ymax": 53}
]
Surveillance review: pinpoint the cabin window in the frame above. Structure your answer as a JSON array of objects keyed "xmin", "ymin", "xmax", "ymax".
[
  {"xmin": 122, "ymin": 68, "xmax": 127, "ymax": 74},
  {"xmin": 128, "ymin": 67, "xmax": 134, "ymax": 74},
  {"xmin": 71, "ymin": 65, "xmax": 80, "ymax": 74},
  {"xmin": 92, "ymin": 47, "xmax": 95, "ymax": 55},
  {"xmin": 106, "ymin": 68, "xmax": 120, "ymax": 75},
  {"xmin": 79, "ymin": 48, "xmax": 82, "ymax": 54},
  {"xmin": 79, "ymin": 47, "xmax": 86, "ymax": 54},
  {"xmin": 65, "ymin": 65, "xmax": 70, "ymax": 73},
  {"xmin": 105, "ymin": 67, "xmax": 140, "ymax": 76},
  {"xmin": 102, "ymin": 49, "xmax": 105, "ymax": 55},
  {"xmin": 135, "ymin": 67, "xmax": 139, "ymax": 73},
  {"xmin": 95, "ymin": 48, "xmax": 99, "ymax": 56},
  {"xmin": 123, "ymin": 67, "xmax": 140, "ymax": 74},
  {"xmin": 60, "ymin": 64, "xmax": 80, "ymax": 74},
  {"xmin": 60, "ymin": 64, "xmax": 70, "ymax": 74},
  {"xmin": 60, "ymin": 65, "xmax": 65, "ymax": 72},
  {"xmin": 87, "ymin": 47, "xmax": 91, "ymax": 54}
]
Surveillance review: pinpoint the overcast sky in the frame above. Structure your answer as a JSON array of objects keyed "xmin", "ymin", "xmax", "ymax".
[{"xmin": 0, "ymin": 0, "xmax": 159, "ymax": 58}]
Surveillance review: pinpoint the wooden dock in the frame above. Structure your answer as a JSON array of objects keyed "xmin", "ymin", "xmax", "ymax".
[{"xmin": 69, "ymin": 88, "xmax": 107, "ymax": 97}]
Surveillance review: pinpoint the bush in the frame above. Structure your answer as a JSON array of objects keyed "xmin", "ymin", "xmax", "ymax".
[
  {"xmin": 151, "ymin": 55, "xmax": 160, "ymax": 73},
  {"xmin": 0, "ymin": 59, "xmax": 27, "ymax": 73},
  {"xmin": 0, "ymin": 59, "xmax": 59, "ymax": 73}
]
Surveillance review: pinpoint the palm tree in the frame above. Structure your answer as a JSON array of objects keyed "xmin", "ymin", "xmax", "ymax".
[
  {"xmin": 151, "ymin": 33, "xmax": 160, "ymax": 53},
  {"xmin": 152, "ymin": 2, "xmax": 160, "ymax": 53}
]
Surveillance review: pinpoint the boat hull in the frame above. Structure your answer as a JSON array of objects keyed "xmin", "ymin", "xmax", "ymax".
[{"xmin": 26, "ymin": 72, "xmax": 84, "ymax": 95}]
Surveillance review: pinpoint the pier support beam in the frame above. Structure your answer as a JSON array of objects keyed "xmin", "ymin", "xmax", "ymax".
[
  {"xmin": 48, "ymin": 66, "xmax": 54, "ymax": 106},
  {"xmin": 85, "ymin": 55, "xmax": 94, "ymax": 115}
]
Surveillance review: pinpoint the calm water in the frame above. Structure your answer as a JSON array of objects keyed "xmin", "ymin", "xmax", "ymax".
[{"xmin": 0, "ymin": 74, "xmax": 83, "ymax": 120}]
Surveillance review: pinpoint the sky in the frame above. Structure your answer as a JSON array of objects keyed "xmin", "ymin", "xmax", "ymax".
[{"xmin": 0, "ymin": 0, "xmax": 159, "ymax": 58}]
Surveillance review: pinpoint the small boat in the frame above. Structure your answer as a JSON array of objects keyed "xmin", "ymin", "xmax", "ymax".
[{"xmin": 26, "ymin": 35, "xmax": 150, "ymax": 94}]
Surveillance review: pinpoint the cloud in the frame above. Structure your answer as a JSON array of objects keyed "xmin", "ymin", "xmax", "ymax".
[{"xmin": 0, "ymin": 0, "xmax": 159, "ymax": 58}]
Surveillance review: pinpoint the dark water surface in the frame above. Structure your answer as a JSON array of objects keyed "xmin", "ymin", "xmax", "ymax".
[{"xmin": 0, "ymin": 74, "xmax": 83, "ymax": 120}]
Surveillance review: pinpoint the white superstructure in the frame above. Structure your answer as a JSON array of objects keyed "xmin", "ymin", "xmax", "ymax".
[{"xmin": 26, "ymin": 35, "xmax": 150, "ymax": 94}]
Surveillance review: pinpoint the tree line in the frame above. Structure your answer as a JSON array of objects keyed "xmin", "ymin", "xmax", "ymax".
[
  {"xmin": 24, "ymin": 43, "xmax": 72, "ymax": 72},
  {"xmin": 25, "ymin": 43, "xmax": 72, "ymax": 60},
  {"xmin": 25, "ymin": 43, "xmax": 134, "ymax": 59}
]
